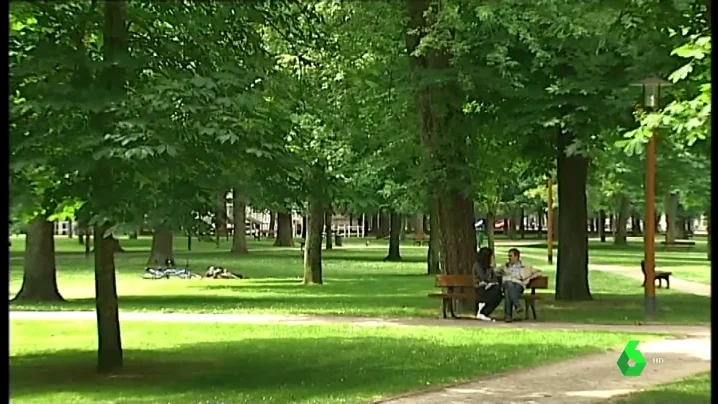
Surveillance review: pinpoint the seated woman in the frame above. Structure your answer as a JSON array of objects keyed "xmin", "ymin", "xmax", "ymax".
[
  {"xmin": 495, "ymin": 248, "xmax": 542, "ymax": 322},
  {"xmin": 472, "ymin": 247, "xmax": 502, "ymax": 321}
]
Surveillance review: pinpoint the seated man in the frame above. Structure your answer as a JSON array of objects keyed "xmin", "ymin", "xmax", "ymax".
[
  {"xmin": 472, "ymin": 247, "xmax": 502, "ymax": 322},
  {"xmin": 496, "ymin": 248, "xmax": 542, "ymax": 322}
]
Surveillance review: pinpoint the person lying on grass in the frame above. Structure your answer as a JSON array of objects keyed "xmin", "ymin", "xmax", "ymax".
[
  {"xmin": 204, "ymin": 266, "xmax": 245, "ymax": 279},
  {"xmin": 495, "ymin": 248, "xmax": 542, "ymax": 323},
  {"xmin": 472, "ymin": 247, "xmax": 502, "ymax": 322}
]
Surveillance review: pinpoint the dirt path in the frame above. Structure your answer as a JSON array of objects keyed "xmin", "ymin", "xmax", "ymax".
[
  {"xmin": 9, "ymin": 311, "xmax": 710, "ymax": 337},
  {"xmin": 376, "ymin": 336, "xmax": 711, "ymax": 404}
]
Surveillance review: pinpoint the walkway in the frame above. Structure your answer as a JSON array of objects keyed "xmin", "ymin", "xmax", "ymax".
[
  {"xmin": 377, "ymin": 336, "xmax": 710, "ymax": 404},
  {"xmin": 9, "ymin": 311, "xmax": 711, "ymax": 336},
  {"xmin": 590, "ymin": 264, "xmax": 710, "ymax": 297},
  {"xmin": 11, "ymin": 311, "xmax": 710, "ymax": 403}
]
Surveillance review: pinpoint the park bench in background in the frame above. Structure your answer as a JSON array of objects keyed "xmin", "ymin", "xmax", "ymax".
[
  {"xmin": 414, "ymin": 233, "xmax": 428, "ymax": 246},
  {"xmin": 660, "ymin": 240, "xmax": 696, "ymax": 248},
  {"xmin": 428, "ymin": 275, "xmax": 549, "ymax": 320},
  {"xmin": 641, "ymin": 260, "xmax": 672, "ymax": 289}
]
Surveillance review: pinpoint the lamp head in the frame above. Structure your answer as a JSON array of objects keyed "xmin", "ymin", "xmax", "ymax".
[{"xmin": 630, "ymin": 75, "xmax": 672, "ymax": 108}]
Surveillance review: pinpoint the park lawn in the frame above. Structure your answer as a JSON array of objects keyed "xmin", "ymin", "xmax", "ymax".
[
  {"xmin": 611, "ymin": 372, "xmax": 711, "ymax": 403},
  {"xmin": 10, "ymin": 319, "xmax": 664, "ymax": 404},
  {"xmin": 9, "ymin": 236, "xmax": 710, "ymax": 325},
  {"xmin": 518, "ymin": 237, "xmax": 711, "ymax": 285}
]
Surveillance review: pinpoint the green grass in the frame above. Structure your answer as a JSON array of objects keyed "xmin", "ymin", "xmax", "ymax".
[
  {"xmin": 9, "ymin": 235, "xmax": 711, "ymax": 325},
  {"xmin": 10, "ymin": 319, "xmax": 664, "ymax": 404},
  {"xmin": 611, "ymin": 372, "xmax": 711, "ymax": 403},
  {"xmin": 517, "ymin": 236, "xmax": 711, "ymax": 285}
]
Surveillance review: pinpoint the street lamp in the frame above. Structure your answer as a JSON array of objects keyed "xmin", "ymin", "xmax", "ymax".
[{"xmin": 630, "ymin": 75, "xmax": 672, "ymax": 320}]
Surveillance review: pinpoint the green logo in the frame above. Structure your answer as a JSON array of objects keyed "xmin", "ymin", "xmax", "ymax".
[{"xmin": 617, "ymin": 340, "xmax": 647, "ymax": 376}]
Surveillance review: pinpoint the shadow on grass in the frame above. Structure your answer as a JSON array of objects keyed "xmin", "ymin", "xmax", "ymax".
[
  {"xmin": 9, "ymin": 336, "xmax": 615, "ymax": 403},
  {"xmin": 613, "ymin": 372, "xmax": 711, "ymax": 404}
]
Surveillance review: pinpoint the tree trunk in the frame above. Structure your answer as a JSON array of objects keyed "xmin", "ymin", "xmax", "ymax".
[
  {"xmin": 665, "ymin": 192, "xmax": 679, "ymax": 244},
  {"xmin": 438, "ymin": 192, "xmax": 477, "ymax": 313},
  {"xmin": 406, "ymin": 0, "xmax": 477, "ymax": 313},
  {"xmin": 368, "ymin": 213, "xmax": 377, "ymax": 236},
  {"xmin": 706, "ymin": 209, "xmax": 711, "ymax": 260},
  {"xmin": 633, "ymin": 214, "xmax": 643, "ymax": 236},
  {"xmin": 91, "ymin": 0, "xmax": 126, "ymax": 373},
  {"xmin": 614, "ymin": 195, "xmax": 629, "ymax": 245},
  {"xmin": 324, "ymin": 209, "xmax": 333, "ymax": 250},
  {"xmin": 519, "ymin": 208, "xmax": 525, "ymax": 239},
  {"xmin": 268, "ymin": 211, "xmax": 276, "ymax": 238},
  {"xmin": 79, "ymin": 232, "xmax": 85, "ymax": 244},
  {"xmin": 274, "ymin": 212, "xmax": 294, "ymax": 246},
  {"xmin": 13, "ymin": 216, "xmax": 63, "ymax": 301},
  {"xmin": 187, "ymin": 232, "xmax": 192, "ymax": 251},
  {"xmin": 486, "ymin": 210, "xmax": 496, "ymax": 252},
  {"xmin": 555, "ymin": 132, "xmax": 592, "ymax": 301},
  {"xmin": 414, "ymin": 214, "xmax": 424, "ymax": 234},
  {"xmin": 147, "ymin": 229, "xmax": 174, "ymax": 266},
  {"xmin": 94, "ymin": 224, "xmax": 123, "ymax": 372},
  {"xmin": 599, "ymin": 209, "xmax": 606, "ymax": 242},
  {"xmin": 385, "ymin": 210, "xmax": 402, "ymax": 261},
  {"xmin": 216, "ymin": 192, "xmax": 228, "ymax": 239},
  {"xmin": 231, "ymin": 188, "xmax": 249, "ymax": 254},
  {"xmin": 676, "ymin": 217, "xmax": 687, "ymax": 240},
  {"xmin": 427, "ymin": 198, "xmax": 441, "ymax": 274},
  {"xmin": 536, "ymin": 208, "xmax": 543, "ymax": 238},
  {"xmin": 506, "ymin": 216, "xmax": 515, "ymax": 238},
  {"xmin": 85, "ymin": 228, "xmax": 92, "ymax": 257},
  {"xmin": 68, "ymin": 222, "xmax": 74, "ymax": 239},
  {"xmin": 303, "ymin": 200, "xmax": 324, "ymax": 284},
  {"xmin": 378, "ymin": 209, "xmax": 390, "ymax": 238},
  {"xmin": 588, "ymin": 216, "xmax": 596, "ymax": 234},
  {"xmin": 301, "ymin": 215, "xmax": 307, "ymax": 239}
]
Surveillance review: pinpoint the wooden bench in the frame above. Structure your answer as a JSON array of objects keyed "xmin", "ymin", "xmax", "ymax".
[
  {"xmin": 414, "ymin": 233, "xmax": 428, "ymax": 246},
  {"xmin": 428, "ymin": 275, "xmax": 549, "ymax": 320},
  {"xmin": 641, "ymin": 260, "xmax": 672, "ymax": 289},
  {"xmin": 660, "ymin": 240, "xmax": 696, "ymax": 248}
]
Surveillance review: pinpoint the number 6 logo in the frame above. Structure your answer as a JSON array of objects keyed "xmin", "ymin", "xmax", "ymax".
[{"xmin": 617, "ymin": 340, "xmax": 647, "ymax": 376}]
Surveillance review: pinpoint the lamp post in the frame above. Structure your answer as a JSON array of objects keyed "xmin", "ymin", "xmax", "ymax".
[{"xmin": 630, "ymin": 75, "xmax": 672, "ymax": 320}]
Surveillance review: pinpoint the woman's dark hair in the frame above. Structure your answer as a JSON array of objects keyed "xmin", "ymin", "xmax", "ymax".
[{"xmin": 477, "ymin": 247, "xmax": 493, "ymax": 270}]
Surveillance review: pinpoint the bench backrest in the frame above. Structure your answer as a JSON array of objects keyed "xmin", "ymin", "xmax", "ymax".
[
  {"xmin": 435, "ymin": 275, "xmax": 549, "ymax": 289},
  {"xmin": 435, "ymin": 275, "xmax": 474, "ymax": 287}
]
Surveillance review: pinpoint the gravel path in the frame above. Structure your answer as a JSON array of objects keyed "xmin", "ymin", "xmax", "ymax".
[{"xmin": 376, "ymin": 336, "xmax": 710, "ymax": 404}]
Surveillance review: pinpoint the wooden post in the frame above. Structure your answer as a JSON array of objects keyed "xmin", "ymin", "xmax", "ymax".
[
  {"xmin": 547, "ymin": 177, "xmax": 554, "ymax": 264},
  {"xmin": 645, "ymin": 129, "xmax": 657, "ymax": 319}
]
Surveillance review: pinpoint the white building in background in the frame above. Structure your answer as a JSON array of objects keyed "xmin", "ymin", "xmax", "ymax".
[
  {"xmin": 53, "ymin": 221, "xmax": 77, "ymax": 235},
  {"xmin": 226, "ymin": 204, "xmax": 365, "ymax": 238},
  {"xmin": 50, "ymin": 211, "xmax": 709, "ymax": 237}
]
